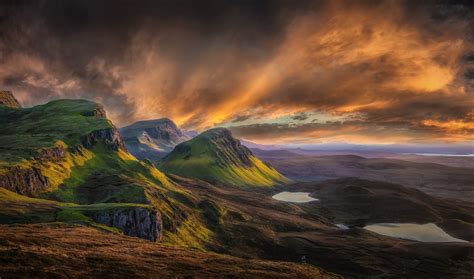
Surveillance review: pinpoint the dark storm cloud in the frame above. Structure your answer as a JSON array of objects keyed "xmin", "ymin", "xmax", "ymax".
[
  {"xmin": 0, "ymin": 0, "xmax": 473, "ymax": 143},
  {"xmin": 0, "ymin": 0, "xmax": 309, "ymax": 118}
]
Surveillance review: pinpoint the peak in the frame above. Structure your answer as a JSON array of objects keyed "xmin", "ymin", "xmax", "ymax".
[
  {"xmin": 0, "ymin": 90, "xmax": 21, "ymax": 108},
  {"xmin": 159, "ymin": 125, "xmax": 287, "ymax": 187}
]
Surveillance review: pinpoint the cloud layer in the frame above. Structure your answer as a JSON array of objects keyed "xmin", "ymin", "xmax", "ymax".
[{"xmin": 0, "ymin": 0, "xmax": 472, "ymax": 144}]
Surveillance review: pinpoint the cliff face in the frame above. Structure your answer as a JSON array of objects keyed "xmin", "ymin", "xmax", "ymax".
[
  {"xmin": 0, "ymin": 145, "xmax": 67, "ymax": 196},
  {"xmin": 81, "ymin": 128, "xmax": 126, "ymax": 151},
  {"xmin": 0, "ymin": 166, "xmax": 50, "ymax": 196},
  {"xmin": 93, "ymin": 207, "xmax": 162, "ymax": 242},
  {"xmin": 0, "ymin": 91, "xmax": 21, "ymax": 108}
]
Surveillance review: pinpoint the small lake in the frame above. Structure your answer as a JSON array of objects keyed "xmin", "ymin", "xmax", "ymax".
[
  {"xmin": 364, "ymin": 223, "xmax": 468, "ymax": 243},
  {"xmin": 272, "ymin": 192, "xmax": 319, "ymax": 203}
]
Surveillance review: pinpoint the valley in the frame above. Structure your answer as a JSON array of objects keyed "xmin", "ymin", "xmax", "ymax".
[{"xmin": 252, "ymin": 149, "xmax": 474, "ymax": 202}]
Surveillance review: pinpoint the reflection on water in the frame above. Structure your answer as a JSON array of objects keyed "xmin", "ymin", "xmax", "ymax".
[
  {"xmin": 364, "ymin": 223, "xmax": 468, "ymax": 243},
  {"xmin": 272, "ymin": 192, "xmax": 318, "ymax": 203}
]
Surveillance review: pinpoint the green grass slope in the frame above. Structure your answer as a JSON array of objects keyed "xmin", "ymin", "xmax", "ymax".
[
  {"xmin": 0, "ymin": 99, "xmax": 114, "ymax": 164},
  {"xmin": 159, "ymin": 128, "xmax": 288, "ymax": 187}
]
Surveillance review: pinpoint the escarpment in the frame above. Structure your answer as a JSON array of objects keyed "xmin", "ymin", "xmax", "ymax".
[{"xmin": 93, "ymin": 207, "xmax": 163, "ymax": 242}]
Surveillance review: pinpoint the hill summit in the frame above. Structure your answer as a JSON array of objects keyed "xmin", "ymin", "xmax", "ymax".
[
  {"xmin": 120, "ymin": 118, "xmax": 192, "ymax": 161},
  {"xmin": 159, "ymin": 128, "xmax": 288, "ymax": 187}
]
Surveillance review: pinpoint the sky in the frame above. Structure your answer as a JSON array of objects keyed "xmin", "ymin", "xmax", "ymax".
[{"xmin": 0, "ymin": 0, "xmax": 473, "ymax": 145}]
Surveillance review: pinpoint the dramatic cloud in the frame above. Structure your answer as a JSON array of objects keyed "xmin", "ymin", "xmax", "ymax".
[{"xmin": 0, "ymin": 0, "xmax": 472, "ymax": 144}]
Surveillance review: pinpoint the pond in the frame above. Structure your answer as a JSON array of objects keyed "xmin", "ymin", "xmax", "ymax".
[
  {"xmin": 364, "ymin": 223, "xmax": 468, "ymax": 243},
  {"xmin": 272, "ymin": 192, "xmax": 319, "ymax": 203}
]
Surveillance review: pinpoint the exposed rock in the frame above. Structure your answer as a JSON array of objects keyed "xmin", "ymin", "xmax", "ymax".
[
  {"xmin": 0, "ymin": 91, "xmax": 21, "ymax": 108},
  {"xmin": 0, "ymin": 166, "xmax": 50, "ymax": 196},
  {"xmin": 93, "ymin": 207, "xmax": 162, "ymax": 242},
  {"xmin": 0, "ymin": 145, "xmax": 68, "ymax": 196},
  {"xmin": 34, "ymin": 146, "xmax": 67, "ymax": 161},
  {"xmin": 81, "ymin": 128, "xmax": 126, "ymax": 151}
]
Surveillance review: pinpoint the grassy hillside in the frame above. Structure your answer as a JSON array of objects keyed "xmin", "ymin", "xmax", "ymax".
[
  {"xmin": 0, "ymin": 99, "xmax": 114, "ymax": 165},
  {"xmin": 159, "ymin": 128, "xmax": 288, "ymax": 187}
]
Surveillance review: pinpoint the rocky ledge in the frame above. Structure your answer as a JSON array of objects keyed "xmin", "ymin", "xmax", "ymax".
[{"xmin": 93, "ymin": 207, "xmax": 162, "ymax": 242}]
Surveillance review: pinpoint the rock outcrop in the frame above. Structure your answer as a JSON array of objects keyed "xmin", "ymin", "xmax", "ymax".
[
  {"xmin": 93, "ymin": 207, "xmax": 162, "ymax": 241},
  {"xmin": 81, "ymin": 128, "xmax": 126, "ymax": 151},
  {"xmin": 0, "ymin": 166, "xmax": 50, "ymax": 196},
  {"xmin": 0, "ymin": 90, "xmax": 21, "ymax": 108},
  {"xmin": 0, "ymin": 145, "xmax": 68, "ymax": 196}
]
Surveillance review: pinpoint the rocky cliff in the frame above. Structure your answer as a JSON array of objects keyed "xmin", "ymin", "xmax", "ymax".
[
  {"xmin": 0, "ymin": 90, "xmax": 21, "ymax": 108},
  {"xmin": 93, "ymin": 207, "xmax": 162, "ymax": 241},
  {"xmin": 0, "ymin": 166, "xmax": 50, "ymax": 195}
]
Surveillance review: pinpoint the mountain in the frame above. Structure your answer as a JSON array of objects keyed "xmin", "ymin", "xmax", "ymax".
[
  {"xmin": 120, "ymin": 118, "xmax": 192, "ymax": 161},
  {"xmin": 159, "ymin": 128, "xmax": 288, "ymax": 187}
]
